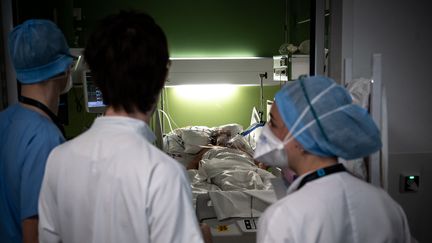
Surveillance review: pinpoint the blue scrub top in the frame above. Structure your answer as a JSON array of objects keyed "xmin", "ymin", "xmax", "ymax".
[{"xmin": 0, "ymin": 104, "xmax": 65, "ymax": 243}]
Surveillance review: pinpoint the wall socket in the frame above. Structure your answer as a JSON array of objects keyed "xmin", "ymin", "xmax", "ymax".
[{"xmin": 399, "ymin": 173, "xmax": 420, "ymax": 193}]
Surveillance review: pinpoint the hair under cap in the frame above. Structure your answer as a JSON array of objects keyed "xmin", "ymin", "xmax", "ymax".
[
  {"xmin": 8, "ymin": 19, "xmax": 73, "ymax": 84},
  {"xmin": 274, "ymin": 75, "xmax": 382, "ymax": 160}
]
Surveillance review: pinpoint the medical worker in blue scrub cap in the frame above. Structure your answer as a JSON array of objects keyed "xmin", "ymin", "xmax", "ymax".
[
  {"xmin": 254, "ymin": 76, "xmax": 413, "ymax": 243},
  {"xmin": 0, "ymin": 19, "xmax": 72, "ymax": 243}
]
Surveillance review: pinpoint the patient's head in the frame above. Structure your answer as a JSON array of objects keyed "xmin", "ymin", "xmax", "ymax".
[{"xmin": 209, "ymin": 129, "xmax": 231, "ymax": 146}]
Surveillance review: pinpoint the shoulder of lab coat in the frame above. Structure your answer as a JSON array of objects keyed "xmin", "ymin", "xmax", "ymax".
[
  {"xmin": 257, "ymin": 172, "xmax": 412, "ymax": 243},
  {"xmin": 39, "ymin": 117, "xmax": 203, "ymax": 243}
]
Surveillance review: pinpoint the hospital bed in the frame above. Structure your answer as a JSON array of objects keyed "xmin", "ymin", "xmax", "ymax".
[
  {"xmin": 163, "ymin": 123, "xmax": 276, "ymax": 242},
  {"xmin": 195, "ymin": 191, "xmax": 274, "ymax": 243},
  {"xmin": 160, "ymin": 77, "xmax": 377, "ymax": 242}
]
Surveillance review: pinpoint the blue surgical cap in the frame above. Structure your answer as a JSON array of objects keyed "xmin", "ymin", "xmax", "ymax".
[
  {"xmin": 275, "ymin": 76, "xmax": 382, "ymax": 160},
  {"xmin": 8, "ymin": 19, "xmax": 73, "ymax": 84}
]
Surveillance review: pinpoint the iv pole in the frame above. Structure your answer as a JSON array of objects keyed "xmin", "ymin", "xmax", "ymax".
[{"xmin": 259, "ymin": 72, "xmax": 268, "ymax": 123}]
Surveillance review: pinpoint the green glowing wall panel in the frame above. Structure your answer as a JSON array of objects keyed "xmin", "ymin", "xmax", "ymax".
[{"xmin": 161, "ymin": 85, "xmax": 282, "ymax": 133}]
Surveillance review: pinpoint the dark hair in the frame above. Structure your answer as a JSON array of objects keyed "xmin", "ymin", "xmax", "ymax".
[{"xmin": 84, "ymin": 10, "xmax": 169, "ymax": 114}]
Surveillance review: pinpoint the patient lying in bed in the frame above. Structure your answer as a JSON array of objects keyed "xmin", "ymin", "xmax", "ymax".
[
  {"xmin": 186, "ymin": 128, "xmax": 265, "ymax": 170},
  {"xmin": 163, "ymin": 124, "xmax": 275, "ymax": 204}
]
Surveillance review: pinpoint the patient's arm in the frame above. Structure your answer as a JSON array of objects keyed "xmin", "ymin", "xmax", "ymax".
[
  {"xmin": 186, "ymin": 148, "xmax": 210, "ymax": 170},
  {"xmin": 255, "ymin": 161, "xmax": 268, "ymax": 170},
  {"xmin": 200, "ymin": 223, "xmax": 213, "ymax": 243},
  {"xmin": 22, "ymin": 216, "xmax": 38, "ymax": 243}
]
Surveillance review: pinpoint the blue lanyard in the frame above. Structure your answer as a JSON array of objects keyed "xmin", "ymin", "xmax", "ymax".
[{"xmin": 297, "ymin": 163, "xmax": 346, "ymax": 190}]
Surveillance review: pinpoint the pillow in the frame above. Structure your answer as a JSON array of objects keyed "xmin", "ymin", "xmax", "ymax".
[
  {"xmin": 243, "ymin": 125, "xmax": 263, "ymax": 150},
  {"xmin": 163, "ymin": 131, "xmax": 184, "ymax": 154},
  {"xmin": 346, "ymin": 78, "xmax": 371, "ymax": 109},
  {"xmin": 182, "ymin": 129, "xmax": 210, "ymax": 154},
  {"xmin": 217, "ymin": 123, "xmax": 243, "ymax": 136}
]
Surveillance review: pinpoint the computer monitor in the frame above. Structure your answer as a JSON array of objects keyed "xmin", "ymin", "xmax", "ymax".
[{"xmin": 82, "ymin": 70, "xmax": 106, "ymax": 113}]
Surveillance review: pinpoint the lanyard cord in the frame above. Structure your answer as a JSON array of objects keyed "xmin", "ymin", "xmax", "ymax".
[
  {"xmin": 297, "ymin": 163, "xmax": 346, "ymax": 190},
  {"xmin": 19, "ymin": 96, "xmax": 66, "ymax": 137}
]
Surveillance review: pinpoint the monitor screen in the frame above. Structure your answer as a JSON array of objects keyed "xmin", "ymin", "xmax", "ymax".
[{"xmin": 83, "ymin": 71, "xmax": 106, "ymax": 113}]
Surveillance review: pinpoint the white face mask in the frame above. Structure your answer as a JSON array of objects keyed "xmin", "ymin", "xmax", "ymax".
[
  {"xmin": 254, "ymin": 124, "xmax": 292, "ymax": 168},
  {"xmin": 61, "ymin": 74, "xmax": 73, "ymax": 94}
]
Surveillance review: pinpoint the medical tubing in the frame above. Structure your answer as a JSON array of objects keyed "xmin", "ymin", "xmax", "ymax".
[
  {"xmin": 162, "ymin": 88, "xmax": 179, "ymax": 129},
  {"xmin": 298, "ymin": 78, "xmax": 330, "ymax": 141},
  {"xmin": 165, "ymin": 93, "xmax": 180, "ymax": 128},
  {"xmin": 161, "ymin": 88, "xmax": 180, "ymax": 129},
  {"xmin": 158, "ymin": 109, "xmax": 173, "ymax": 132},
  {"xmin": 288, "ymin": 82, "xmax": 337, "ymax": 139},
  {"xmin": 241, "ymin": 122, "xmax": 265, "ymax": 136},
  {"xmin": 166, "ymin": 109, "xmax": 179, "ymax": 129}
]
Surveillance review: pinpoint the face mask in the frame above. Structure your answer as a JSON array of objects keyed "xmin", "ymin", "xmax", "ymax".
[
  {"xmin": 254, "ymin": 124, "xmax": 291, "ymax": 168},
  {"xmin": 61, "ymin": 74, "xmax": 73, "ymax": 94}
]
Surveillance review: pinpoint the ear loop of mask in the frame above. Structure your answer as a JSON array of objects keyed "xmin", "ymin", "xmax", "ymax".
[{"xmin": 283, "ymin": 81, "xmax": 338, "ymax": 143}]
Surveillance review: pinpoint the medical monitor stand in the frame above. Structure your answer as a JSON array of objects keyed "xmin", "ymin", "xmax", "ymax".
[
  {"xmin": 82, "ymin": 70, "xmax": 106, "ymax": 114},
  {"xmin": 259, "ymin": 72, "xmax": 268, "ymax": 123}
]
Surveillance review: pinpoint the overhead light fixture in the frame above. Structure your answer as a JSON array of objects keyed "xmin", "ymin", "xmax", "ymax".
[{"xmin": 172, "ymin": 84, "xmax": 238, "ymax": 101}]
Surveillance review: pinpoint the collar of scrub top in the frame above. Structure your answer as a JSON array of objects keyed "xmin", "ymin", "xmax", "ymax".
[{"xmin": 286, "ymin": 163, "xmax": 347, "ymax": 194}]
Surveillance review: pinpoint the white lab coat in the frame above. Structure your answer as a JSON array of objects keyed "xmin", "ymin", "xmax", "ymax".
[
  {"xmin": 39, "ymin": 116, "xmax": 203, "ymax": 243},
  {"xmin": 257, "ymin": 171, "xmax": 411, "ymax": 243}
]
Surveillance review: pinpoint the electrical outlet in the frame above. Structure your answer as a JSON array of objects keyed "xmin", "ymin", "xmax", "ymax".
[{"xmin": 400, "ymin": 174, "xmax": 420, "ymax": 193}]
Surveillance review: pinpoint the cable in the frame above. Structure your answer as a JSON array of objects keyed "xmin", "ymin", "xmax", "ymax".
[
  {"xmin": 167, "ymin": 112, "xmax": 179, "ymax": 129},
  {"xmin": 158, "ymin": 109, "xmax": 174, "ymax": 133},
  {"xmin": 259, "ymin": 72, "xmax": 268, "ymax": 123},
  {"xmin": 71, "ymin": 86, "xmax": 83, "ymax": 112},
  {"xmin": 162, "ymin": 88, "xmax": 180, "ymax": 129}
]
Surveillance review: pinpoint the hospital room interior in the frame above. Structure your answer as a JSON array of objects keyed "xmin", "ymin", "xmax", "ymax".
[{"xmin": 1, "ymin": 0, "xmax": 431, "ymax": 242}]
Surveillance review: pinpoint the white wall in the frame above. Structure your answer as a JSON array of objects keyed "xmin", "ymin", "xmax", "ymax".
[{"xmin": 337, "ymin": 0, "xmax": 432, "ymax": 241}]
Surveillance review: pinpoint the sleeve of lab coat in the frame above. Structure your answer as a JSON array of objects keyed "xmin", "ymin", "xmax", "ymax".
[
  {"xmin": 257, "ymin": 204, "xmax": 295, "ymax": 243},
  {"xmin": 147, "ymin": 162, "xmax": 204, "ymax": 243},
  {"xmin": 38, "ymin": 149, "xmax": 61, "ymax": 243}
]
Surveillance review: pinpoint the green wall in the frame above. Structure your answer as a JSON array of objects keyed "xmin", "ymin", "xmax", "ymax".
[
  {"xmin": 64, "ymin": 85, "xmax": 283, "ymax": 138},
  {"xmin": 161, "ymin": 85, "xmax": 282, "ymax": 133},
  {"xmin": 13, "ymin": 0, "xmax": 74, "ymax": 44},
  {"xmin": 13, "ymin": 0, "xmax": 313, "ymax": 138},
  {"xmin": 14, "ymin": 0, "xmax": 313, "ymax": 53},
  {"xmin": 73, "ymin": 0, "xmax": 287, "ymax": 57},
  {"xmin": 67, "ymin": 0, "xmax": 290, "ymax": 137}
]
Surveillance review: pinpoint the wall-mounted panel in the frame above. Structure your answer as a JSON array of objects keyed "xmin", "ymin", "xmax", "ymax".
[{"xmin": 167, "ymin": 58, "xmax": 275, "ymax": 86}]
